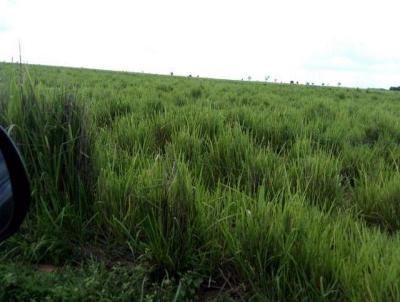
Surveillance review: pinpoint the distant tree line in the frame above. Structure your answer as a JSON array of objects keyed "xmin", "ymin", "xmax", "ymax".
[{"xmin": 390, "ymin": 86, "xmax": 400, "ymax": 91}]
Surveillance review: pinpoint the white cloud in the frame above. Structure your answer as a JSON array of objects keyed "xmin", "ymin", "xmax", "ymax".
[{"xmin": 0, "ymin": 0, "xmax": 399, "ymax": 88}]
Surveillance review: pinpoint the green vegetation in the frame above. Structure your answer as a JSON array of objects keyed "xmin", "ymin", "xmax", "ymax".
[{"xmin": 1, "ymin": 62, "xmax": 400, "ymax": 300}]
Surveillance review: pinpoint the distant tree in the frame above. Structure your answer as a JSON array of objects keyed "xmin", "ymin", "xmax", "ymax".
[
  {"xmin": 170, "ymin": 72, "xmax": 174, "ymax": 76},
  {"xmin": 389, "ymin": 86, "xmax": 400, "ymax": 91},
  {"xmin": 338, "ymin": 82, "xmax": 341, "ymax": 87},
  {"xmin": 290, "ymin": 80, "xmax": 294, "ymax": 84},
  {"xmin": 322, "ymin": 83, "xmax": 325, "ymax": 86},
  {"xmin": 265, "ymin": 75, "xmax": 270, "ymax": 82},
  {"xmin": 274, "ymin": 78, "xmax": 277, "ymax": 83},
  {"xmin": 296, "ymin": 81, "xmax": 299, "ymax": 85},
  {"xmin": 188, "ymin": 74, "xmax": 192, "ymax": 78},
  {"xmin": 306, "ymin": 82, "xmax": 310, "ymax": 85},
  {"xmin": 247, "ymin": 76, "xmax": 252, "ymax": 81}
]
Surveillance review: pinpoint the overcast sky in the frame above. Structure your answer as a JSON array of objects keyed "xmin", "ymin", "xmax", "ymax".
[{"xmin": 0, "ymin": 0, "xmax": 399, "ymax": 88}]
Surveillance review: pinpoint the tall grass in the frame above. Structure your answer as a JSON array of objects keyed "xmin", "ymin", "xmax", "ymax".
[
  {"xmin": 0, "ymin": 66, "xmax": 94, "ymax": 263},
  {"xmin": 1, "ymin": 62, "xmax": 400, "ymax": 300}
]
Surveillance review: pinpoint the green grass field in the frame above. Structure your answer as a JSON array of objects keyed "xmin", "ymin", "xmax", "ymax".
[{"xmin": 1, "ymin": 62, "xmax": 400, "ymax": 301}]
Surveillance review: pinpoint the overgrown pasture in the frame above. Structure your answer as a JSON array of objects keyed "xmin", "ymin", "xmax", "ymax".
[{"xmin": 0, "ymin": 63, "xmax": 400, "ymax": 301}]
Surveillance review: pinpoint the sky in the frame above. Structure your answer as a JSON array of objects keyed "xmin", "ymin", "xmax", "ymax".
[{"xmin": 0, "ymin": 0, "xmax": 399, "ymax": 88}]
